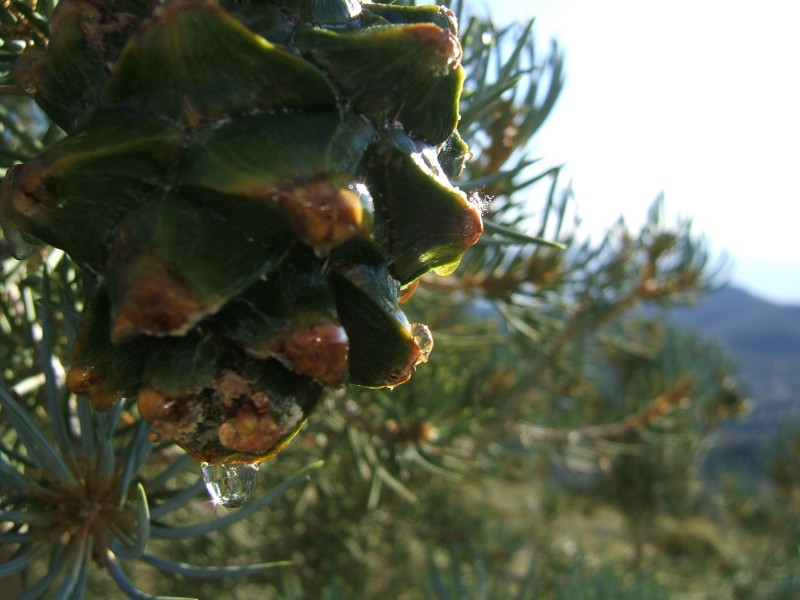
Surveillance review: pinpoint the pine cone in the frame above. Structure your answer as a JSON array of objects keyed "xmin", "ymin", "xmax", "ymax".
[{"xmin": 0, "ymin": 0, "xmax": 482, "ymax": 463}]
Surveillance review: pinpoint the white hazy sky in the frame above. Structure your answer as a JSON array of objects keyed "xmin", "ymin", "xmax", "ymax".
[{"xmin": 478, "ymin": 0, "xmax": 800, "ymax": 304}]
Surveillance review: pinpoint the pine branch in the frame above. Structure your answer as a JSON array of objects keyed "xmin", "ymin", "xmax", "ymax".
[{"xmin": 519, "ymin": 379, "xmax": 692, "ymax": 446}]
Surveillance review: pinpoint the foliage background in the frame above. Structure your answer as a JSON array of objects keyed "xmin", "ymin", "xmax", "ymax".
[{"xmin": 1, "ymin": 1, "xmax": 799, "ymax": 598}]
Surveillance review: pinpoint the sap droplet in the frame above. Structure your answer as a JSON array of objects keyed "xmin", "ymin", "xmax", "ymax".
[
  {"xmin": 201, "ymin": 462, "xmax": 260, "ymax": 508},
  {"xmin": 410, "ymin": 323, "xmax": 434, "ymax": 364},
  {"xmin": 398, "ymin": 279, "xmax": 419, "ymax": 303},
  {"xmin": 1, "ymin": 224, "xmax": 33, "ymax": 259},
  {"xmin": 432, "ymin": 261, "xmax": 459, "ymax": 276},
  {"xmin": 349, "ymin": 182, "xmax": 374, "ymax": 210}
]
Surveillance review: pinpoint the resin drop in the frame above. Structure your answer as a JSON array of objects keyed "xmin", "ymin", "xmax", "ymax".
[
  {"xmin": 398, "ymin": 279, "xmax": 419, "ymax": 303},
  {"xmin": 1, "ymin": 224, "xmax": 33, "ymax": 260},
  {"xmin": 410, "ymin": 323, "xmax": 434, "ymax": 364},
  {"xmin": 201, "ymin": 462, "xmax": 260, "ymax": 508}
]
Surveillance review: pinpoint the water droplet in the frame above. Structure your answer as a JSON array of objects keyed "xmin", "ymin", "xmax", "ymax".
[
  {"xmin": 410, "ymin": 323, "xmax": 434, "ymax": 364},
  {"xmin": 200, "ymin": 462, "xmax": 260, "ymax": 508}
]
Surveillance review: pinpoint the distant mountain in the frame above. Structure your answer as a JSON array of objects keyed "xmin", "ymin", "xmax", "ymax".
[
  {"xmin": 670, "ymin": 287, "xmax": 800, "ymax": 362},
  {"xmin": 664, "ymin": 286, "xmax": 800, "ymax": 479}
]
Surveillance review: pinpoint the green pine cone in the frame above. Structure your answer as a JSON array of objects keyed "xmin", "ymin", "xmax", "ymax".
[{"xmin": 0, "ymin": 0, "xmax": 482, "ymax": 463}]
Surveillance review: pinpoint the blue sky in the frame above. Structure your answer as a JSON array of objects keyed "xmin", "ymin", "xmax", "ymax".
[{"xmin": 476, "ymin": 0, "xmax": 800, "ymax": 304}]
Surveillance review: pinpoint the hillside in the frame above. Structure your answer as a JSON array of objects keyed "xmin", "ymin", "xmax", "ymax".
[{"xmin": 665, "ymin": 286, "xmax": 800, "ymax": 478}]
